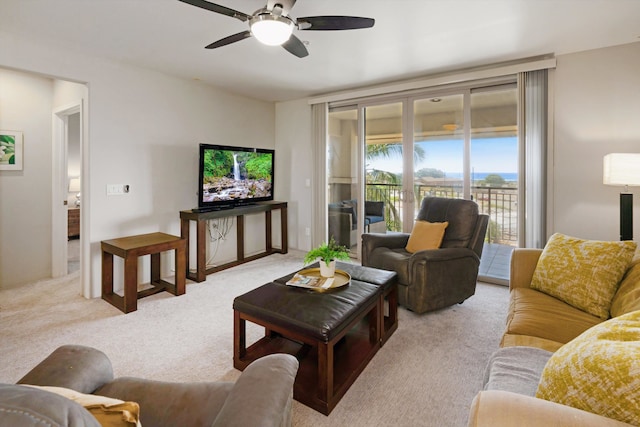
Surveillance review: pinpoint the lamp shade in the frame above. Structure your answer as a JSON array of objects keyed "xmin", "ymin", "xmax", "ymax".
[
  {"xmin": 68, "ymin": 177, "xmax": 81, "ymax": 192},
  {"xmin": 603, "ymin": 153, "xmax": 640, "ymax": 187},
  {"xmin": 250, "ymin": 15, "xmax": 293, "ymax": 46}
]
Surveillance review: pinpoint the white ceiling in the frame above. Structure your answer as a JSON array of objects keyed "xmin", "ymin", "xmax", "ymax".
[{"xmin": 2, "ymin": 0, "xmax": 639, "ymax": 102}]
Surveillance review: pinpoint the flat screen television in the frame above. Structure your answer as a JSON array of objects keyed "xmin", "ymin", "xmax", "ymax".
[{"xmin": 197, "ymin": 143, "xmax": 274, "ymax": 211}]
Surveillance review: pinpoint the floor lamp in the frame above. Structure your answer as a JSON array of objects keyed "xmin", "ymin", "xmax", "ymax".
[{"xmin": 603, "ymin": 153, "xmax": 640, "ymax": 241}]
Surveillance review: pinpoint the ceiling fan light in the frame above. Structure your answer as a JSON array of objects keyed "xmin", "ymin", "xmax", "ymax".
[{"xmin": 250, "ymin": 15, "xmax": 293, "ymax": 46}]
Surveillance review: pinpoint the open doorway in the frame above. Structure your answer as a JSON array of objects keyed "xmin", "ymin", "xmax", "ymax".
[
  {"xmin": 66, "ymin": 112, "xmax": 81, "ymax": 273},
  {"xmin": 0, "ymin": 67, "xmax": 87, "ymax": 291},
  {"xmin": 52, "ymin": 101, "xmax": 83, "ymax": 279}
]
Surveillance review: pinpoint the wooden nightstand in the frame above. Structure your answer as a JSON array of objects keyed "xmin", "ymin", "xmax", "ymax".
[{"xmin": 68, "ymin": 208, "xmax": 80, "ymax": 239}]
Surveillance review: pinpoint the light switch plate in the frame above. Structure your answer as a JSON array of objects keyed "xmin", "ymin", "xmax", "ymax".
[{"xmin": 106, "ymin": 184, "xmax": 127, "ymax": 196}]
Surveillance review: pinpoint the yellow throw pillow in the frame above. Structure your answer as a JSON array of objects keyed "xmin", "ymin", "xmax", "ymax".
[
  {"xmin": 536, "ymin": 310, "xmax": 640, "ymax": 425},
  {"xmin": 405, "ymin": 221, "xmax": 448, "ymax": 253},
  {"xmin": 24, "ymin": 385, "xmax": 141, "ymax": 427},
  {"xmin": 530, "ymin": 233, "xmax": 636, "ymax": 319},
  {"xmin": 610, "ymin": 256, "xmax": 640, "ymax": 317}
]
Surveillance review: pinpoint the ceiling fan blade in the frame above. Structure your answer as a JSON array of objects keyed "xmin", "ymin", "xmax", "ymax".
[
  {"xmin": 178, "ymin": 0, "xmax": 250, "ymax": 22},
  {"xmin": 297, "ymin": 16, "xmax": 375, "ymax": 31},
  {"xmin": 282, "ymin": 34, "xmax": 308, "ymax": 58},
  {"xmin": 205, "ymin": 31, "xmax": 252, "ymax": 49}
]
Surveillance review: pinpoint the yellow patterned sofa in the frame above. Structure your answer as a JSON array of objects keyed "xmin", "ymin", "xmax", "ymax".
[{"xmin": 469, "ymin": 235, "xmax": 640, "ymax": 427}]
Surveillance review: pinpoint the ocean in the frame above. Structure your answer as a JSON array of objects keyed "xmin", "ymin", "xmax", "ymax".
[{"xmin": 446, "ymin": 172, "xmax": 518, "ymax": 182}]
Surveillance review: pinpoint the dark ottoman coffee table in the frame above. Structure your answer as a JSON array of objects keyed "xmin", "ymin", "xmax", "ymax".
[{"xmin": 233, "ymin": 262, "xmax": 397, "ymax": 415}]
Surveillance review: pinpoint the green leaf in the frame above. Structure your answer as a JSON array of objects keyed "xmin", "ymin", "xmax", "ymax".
[{"xmin": 303, "ymin": 237, "xmax": 350, "ymax": 266}]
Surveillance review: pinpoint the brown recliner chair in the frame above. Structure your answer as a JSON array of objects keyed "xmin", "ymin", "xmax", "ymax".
[{"xmin": 362, "ymin": 197, "xmax": 489, "ymax": 314}]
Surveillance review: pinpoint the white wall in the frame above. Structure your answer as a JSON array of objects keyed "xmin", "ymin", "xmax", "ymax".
[
  {"xmin": 52, "ymin": 79, "xmax": 87, "ymax": 111},
  {"xmin": 0, "ymin": 33, "xmax": 276, "ymax": 295},
  {"xmin": 0, "ymin": 69, "xmax": 54, "ymax": 286},
  {"xmin": 275, "ymin": 99, "xmax": 313, "ymax": 251},
  {"xmin": 552, "ymin": 42, "xmax": 640, "ymax": 241}
]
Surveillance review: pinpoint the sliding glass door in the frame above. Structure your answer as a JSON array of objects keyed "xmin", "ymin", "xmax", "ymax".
[
  {"xmin": 363, "ymin": 94, "xmax": 467, "ymax": 233},
  {"xmin": 326, "ymin": 82, "xmax": 519, "ymax": 284},
  {"xmin": 364, "ymin": 102, "xmax": 408, "ymax": 232},
  {"xmin": 412, "ymin": 94, "xmax": 465, "ymax": 215},
  {"xmin": 327, "ymin": 106, "xmax": 359, "ymax": 255},
  {"xmin": 470, "ymin": 86, "xmax": 518, "ymax": 246}
]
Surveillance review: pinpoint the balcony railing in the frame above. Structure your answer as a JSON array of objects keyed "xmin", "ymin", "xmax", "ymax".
[{"xmin": 365, "ymin": 183, "xmax": 518, "ymax": 245}]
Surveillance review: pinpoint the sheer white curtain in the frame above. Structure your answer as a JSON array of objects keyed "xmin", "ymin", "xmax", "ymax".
[
  {"xmin": 311, "ymin": 102, "xmax": 328, "ymax": 247},
  {"xmin": 518, "ymin": 70, "xmax": 548, "ymax": 248}
]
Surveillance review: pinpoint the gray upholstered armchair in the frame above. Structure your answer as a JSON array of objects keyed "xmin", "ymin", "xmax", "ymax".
[
  {"xmin": 362, "ymin": 197, "xmax": 489, "ymax": 314},
  {"xmin": 3, "ymin": 345, "xmax": 298, "ymax": 427}
]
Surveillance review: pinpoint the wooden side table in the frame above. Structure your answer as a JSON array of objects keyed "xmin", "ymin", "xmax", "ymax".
[{"xmin": 101, "ymin": 232, "xmax": 186, "ymax": 313}]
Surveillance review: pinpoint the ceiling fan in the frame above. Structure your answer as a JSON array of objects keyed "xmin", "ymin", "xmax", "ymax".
[{"xmin": 178, "ymin": 0, "xmax": 375, "ymax": 58}]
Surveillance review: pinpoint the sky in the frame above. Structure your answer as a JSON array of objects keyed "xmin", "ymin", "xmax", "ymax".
[{"xmin": 366, "ymin": 137, "xmax": 518, "ymax": 175}]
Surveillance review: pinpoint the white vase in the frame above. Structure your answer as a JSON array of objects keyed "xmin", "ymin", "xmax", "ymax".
[{"xmin": 319, "ymin": 259, "xmax": 336, "ymax": 278}]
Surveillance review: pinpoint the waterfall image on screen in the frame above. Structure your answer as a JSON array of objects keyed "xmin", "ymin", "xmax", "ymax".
[{"xmin": 199, "ymin": 145, "xmax": 273, "ymax": 206}]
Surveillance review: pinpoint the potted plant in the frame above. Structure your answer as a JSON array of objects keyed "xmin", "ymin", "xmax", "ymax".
[{"xmin": 304, "ymin": 237, "xmax": 351, "ymax": 277}]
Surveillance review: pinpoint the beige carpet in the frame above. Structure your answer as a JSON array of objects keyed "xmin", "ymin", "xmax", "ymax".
[{"xmin": 0, "ymin": 250, "xmax": 509, "ymax": 426}]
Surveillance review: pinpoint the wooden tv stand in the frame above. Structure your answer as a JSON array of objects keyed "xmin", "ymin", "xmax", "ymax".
[{"xmin": 180, "ymin": 201, "xmax": 288, "ymax": 282}]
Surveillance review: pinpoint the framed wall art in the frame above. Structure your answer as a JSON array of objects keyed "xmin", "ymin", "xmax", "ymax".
[{"xmin": 0, "ymin": 130, "xmax": 23, "ymax": 170}]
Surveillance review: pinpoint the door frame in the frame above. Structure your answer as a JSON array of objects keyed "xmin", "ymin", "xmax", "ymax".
[{"xmin": 52, "ymin": 101, "xmax": 82, "ymax": 278}]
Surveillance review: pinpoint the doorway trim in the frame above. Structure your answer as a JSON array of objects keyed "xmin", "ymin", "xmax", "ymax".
[{"xmin": 52, "ymin": 101, "xmax": 82, "ymax": 280}]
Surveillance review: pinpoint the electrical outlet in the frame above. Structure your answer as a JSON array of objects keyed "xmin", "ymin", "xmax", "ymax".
[{"xmin": 305, "ymin": 227, "xmax": 311, "ymax": 236}]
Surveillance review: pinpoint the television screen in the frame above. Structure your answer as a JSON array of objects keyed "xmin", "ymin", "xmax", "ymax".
[{"xmin": 198, "ymin": 144, "xmax": 274, "ymax": 210}]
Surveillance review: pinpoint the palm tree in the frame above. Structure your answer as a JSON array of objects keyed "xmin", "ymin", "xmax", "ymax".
[{"xmin": 365, "ymin": 142, "xmax": 425, "ymax": 231}]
